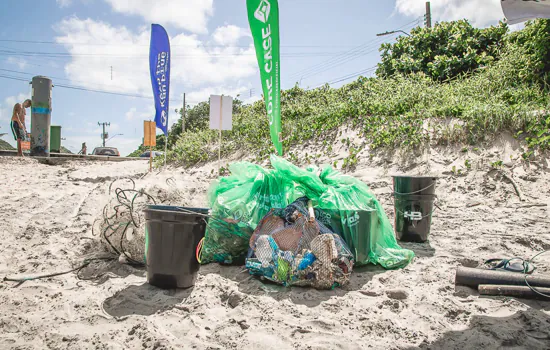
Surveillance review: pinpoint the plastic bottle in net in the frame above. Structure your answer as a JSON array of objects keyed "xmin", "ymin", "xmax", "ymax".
[{"xmin": 246, "ymin": 198, "xmax": 354, "ymax": 289}]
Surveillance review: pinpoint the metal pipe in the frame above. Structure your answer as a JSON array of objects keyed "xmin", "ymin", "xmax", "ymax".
[
  {"xmin": 479, "ymin": 284, "xmax": 550, "ymax": 300},
  {"xmin": 455, "ymin": 267, "xmax": 550, "ymax": 288}
]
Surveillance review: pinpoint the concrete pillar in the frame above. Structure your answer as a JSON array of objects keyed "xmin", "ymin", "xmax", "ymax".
[{"xmin": 30, "ymin": 76, "xmax": 53, "ymax": 157}]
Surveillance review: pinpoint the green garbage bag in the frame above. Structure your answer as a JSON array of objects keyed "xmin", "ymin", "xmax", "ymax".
[
  {"xmin": 203, "ymin": 155, "xmax": 413, "ymax": 269},
  {"xmin": 270, "ymin": 155, "xmax": 414, "ymax": 269},
  {"xmin": 201, "ymin": 161, "xmax": 292, "ymax": 264}
]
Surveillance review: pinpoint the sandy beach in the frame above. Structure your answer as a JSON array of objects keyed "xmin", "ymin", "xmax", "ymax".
[{"xmin": 1, "ymin": 136, "xmax": 550, "ymax": 349}]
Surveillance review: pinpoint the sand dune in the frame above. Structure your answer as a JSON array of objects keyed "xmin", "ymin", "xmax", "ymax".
[{"xmin": 1, "ymin": 139, "xmax": 550, "ymax": 349}]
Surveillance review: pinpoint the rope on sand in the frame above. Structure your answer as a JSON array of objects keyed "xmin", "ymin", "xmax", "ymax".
[
  {"xmin": 2, "ymin": 257, "xmax": 116, "ymax": 287},
  {"xmin": 97, "ymin": 178, "xmax": 157, "ymax": 267}
]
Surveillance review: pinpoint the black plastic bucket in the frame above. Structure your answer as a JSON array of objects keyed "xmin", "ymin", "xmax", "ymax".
[
  {"xmin": 143, "ymin": 205, "xmax": 208, "ymax": 289},
  {"xmin": 393, "ymin": 194, "xmax": 436, "ymax": 243},
  {"xmin": 392, "ymin": 175, "xmax": 437, "ymax": 196}
]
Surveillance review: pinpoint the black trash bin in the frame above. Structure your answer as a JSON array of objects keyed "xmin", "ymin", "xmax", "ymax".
[
  {"xmin": 143, "ymin": 206, "xmax": 208, "ymax": 289},
  {"xmin": 392, "ymin": 175, "xmax": 438, "ymax": 243}
]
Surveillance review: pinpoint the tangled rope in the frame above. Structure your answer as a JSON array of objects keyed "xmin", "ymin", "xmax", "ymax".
[
  {"xmin": 94, "ymin": 178, "xmax": 157, "ymax": 267},
  {"xmin": 4, "ymin": 178, "xmax": 159, "ymax": 286}
]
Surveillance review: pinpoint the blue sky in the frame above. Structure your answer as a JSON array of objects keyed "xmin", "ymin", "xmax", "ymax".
[{"xmin": 0, "ymin": 0, "xmax": 508, "ymax": 155}]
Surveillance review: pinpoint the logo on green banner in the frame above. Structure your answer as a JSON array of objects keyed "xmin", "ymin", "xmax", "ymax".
[{"xmin": 254, "ymin": 0, "xmax": 270, "ymax": 22}]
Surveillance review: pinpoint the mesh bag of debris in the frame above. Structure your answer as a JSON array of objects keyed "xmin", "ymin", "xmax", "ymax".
[
  {"xmin": 270, "ymin": 155, "xmax": 414, "ymax": 269},
  {"xmin": 201, "ymin": 161, "xmax": 292, "ymax": 264},
  {"xmin": 246, "ymin": 197, "xmax": 354, "ymax": 289},
  {"xmin": 201, "ymin": 218, "xmax": 254, "ymax": 264}
]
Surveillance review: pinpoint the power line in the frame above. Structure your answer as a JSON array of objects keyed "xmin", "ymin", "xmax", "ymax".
[
  {"xmin": 0, "ymin": 73, "xmax": 198, "ymax": 103},
  {"xmin": 301, "ymin": 18, "xmax": 423, "ymax": 89},
  {"xmin": 293, "ymin": 19, "xmax": 422, "ymax": 82},
  {"xmin": 0, "ymin": 67, "xmax": 151, "ymax": 93},
  {"xmin": 0, "ymin": 65, "xmax": 250, "ymax": 92},
  {"xmin": 0, "ymin": 49, "xmax": 352, "ymax": 59},
  {"xmin": 289, "ymin": 17, "xmax": 423, "ymax": 81},
  {"xmin": 327, "ymin": 66, "xmax": 377, "ymax": 85},
  {"xmin": 0, "ymin": 39, "xmax": 368, "ymax": 49},
  {"xmin": 306, "ymin": 66, "xmax": 377, "ymax": 91},
  {"xmin": 0, "ymin": 74, "xmax": 28, "ymax": 82},
  {"xmin": 295, "ymin": 37, "xmax": 388, "ymax": 82},
  {"xmin": 289, "ymin": 37, "xmax": 383, "ymax": 80}
]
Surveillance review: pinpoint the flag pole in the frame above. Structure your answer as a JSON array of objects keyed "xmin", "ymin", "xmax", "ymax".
[
  {"xmin": 164, "ymin": 134, "xmax": 167, "ymax": 167},
  {"xmin": 218, "ymin": 95, "xmax": 223, "ymax": 174},
  {"xmin": 149, "ymin": 143, "xmax": 153, "ymax": 172},
  {"xmin": 150, "ymin": 120, "xmax": 153, "ymax": 172}
]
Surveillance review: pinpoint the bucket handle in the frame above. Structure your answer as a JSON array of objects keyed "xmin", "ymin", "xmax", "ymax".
[
  {"xmin": 392, "ymin": 181, "xmax": 436, "ymax": 196},
  {"xmin": 196, "ymin": 237, "xmax": 204, "ymax": 264},
  {"xmin": 173, "ymin": 207, "xmax": 236, "ymax": 226},
  {"xmin": 173, "ymin": 206, "xmax": 212, "ymax": 218}
]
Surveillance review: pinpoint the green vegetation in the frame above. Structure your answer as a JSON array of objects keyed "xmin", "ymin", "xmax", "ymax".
[
  {"xmin": 491, "ymin": 160, "xmax": 504, "ymax": 169},
  {"xmin": 0, "ymin": 139, "xmax": 14, "ymax": 151},
  {"xmin": 377, "ymin": 20, "xmax": 508, "ymax": 81},
  {"xmin": 135, "ymin": 20, "xmax": 550, "ymax": 168},
  {"xmin": 127, "ymin": 134, "xmax": 166, "ymax": 157},
  {"xmin": 60, "ymin": 146, "xmax": 72, "ymax": 154}
]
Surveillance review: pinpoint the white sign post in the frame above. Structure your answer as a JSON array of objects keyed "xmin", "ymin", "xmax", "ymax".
[{"xmin": 209, "ymin": 95, "xmax": 233, "ymax": 172}]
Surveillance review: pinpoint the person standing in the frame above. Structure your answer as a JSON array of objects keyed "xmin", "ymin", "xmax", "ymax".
[
  {"xmin": 79, "ymin": 142, "xmax": 87, "ymax": 155},
  {"xmin": 10, "ymin": 99, "xmax": 31, "ymax": 156}
]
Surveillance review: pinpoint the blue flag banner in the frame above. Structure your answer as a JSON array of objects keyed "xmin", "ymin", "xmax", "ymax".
[{"xmin": 149, "ymin": 24, "xmax": 171, "ymax": 135}]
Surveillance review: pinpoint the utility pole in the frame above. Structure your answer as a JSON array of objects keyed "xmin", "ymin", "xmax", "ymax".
[
  {"xmin": 182, "ymin": 93, "xmax": 186, "ymax": 132},
  {"xmin": 98, "ymin": 122, "xmax": 110, "ymax": 147},
  {"xmin": 110, "ymin": 66, "xmax": 113, "ymax": 80},
  {"xmin": 30, "ymin": 76, "xmax": 53, "ymax": 157},
  {"xmin": 425, "ymin": 2, "xmax": 432, "ymax": 28}
]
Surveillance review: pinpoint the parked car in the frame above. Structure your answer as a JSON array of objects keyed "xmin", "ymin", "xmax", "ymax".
[
  {"xmin": 140, "ymin": 151, "xmax": 163, "ymax": 158},
  {"xmin": 92, "ymin": 147, "xmax": 120, "ymax": 156}
]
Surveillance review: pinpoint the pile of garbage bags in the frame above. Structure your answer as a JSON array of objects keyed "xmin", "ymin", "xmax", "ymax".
[{"xmin": 201, "ymin": 155, "xmax": 414, "ymax": 287}]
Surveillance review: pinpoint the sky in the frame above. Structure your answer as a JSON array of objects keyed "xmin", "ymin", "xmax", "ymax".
[{"xmin": 0, "ymin": 0, "xmax": 510, "ymax": 156}]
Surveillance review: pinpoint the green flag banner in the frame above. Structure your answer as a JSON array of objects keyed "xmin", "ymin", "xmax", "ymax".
[{"xmin": 246, "ymin": 0, "xmax": 283, "ymax": 155}]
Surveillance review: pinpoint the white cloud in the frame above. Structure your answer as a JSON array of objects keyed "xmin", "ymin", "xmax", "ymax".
[
  {"xmin": 508, "ymin": 23, "xmax": 525, "ymax": 32},
  {"xmin": 170, "ymin": 32, "xmax": 258, "ymax": 86},
  {"xmin": 54, "ymin": 18, "xmax": 150, "ymax": 95},
  {"xmin": 56, "ymin": 0, "xmax": 72, "ymax": 8},
  {"xmin": 212, "ymin": 25, "xmax": 251, "ymax": 46},
  {"xmin": 186, "ymin": 85, "xmax": 252, "ymax": 105},
  {"xmin": 7, "ymin": 57, "xmax": 28, "ymax": 70},
  {"xmin": 126, "ymin": 106, "xmax": 154, "ymax": 121},
  {"xmin": 103, "ymin": 0, "xmax": 214, "ymax": 34},
  {"xmin": 53, "ymin": 17, "xmax": 258, "ymax": 98},
  {"xmin": 125, "ymin": 107, "xmax": 138, "ymax": 120},
  {"xmin": 395, "ymin": 0, "xmax": 505, "ymax": 27}
]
